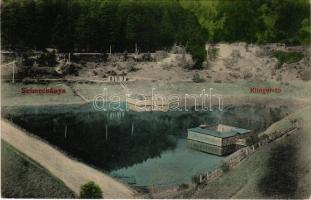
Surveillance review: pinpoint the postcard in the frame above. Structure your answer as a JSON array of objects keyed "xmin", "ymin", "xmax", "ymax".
[{"xmin": 1, "ymin": 0, "xmax": 310, "ymax": 199}]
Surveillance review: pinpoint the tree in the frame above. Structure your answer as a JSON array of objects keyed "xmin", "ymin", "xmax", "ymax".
[
  {"xmin": 187, "ymin": 42, "xmax": 206, "ymax": 68},
  {"xmin": 2, "ymin": 0, "xmax": 308, "ymax": 62},
  {"xmin": 256, "ymin": 3, "xmax": 278, "ymax": 43},
  {"xmin": 126, "ymin": 11, "xmax": 140, "ymax": 50},
  {"xmin": 159, "ymin": 9, "xmax": 174, "ymax": 48},
  {"xmin": 52, "ymin": 14, "xmax": 75, "ymax": 52},
  {"xmin": 79, "ymin": 181, "xmax": 103, "ymax": 199},
  {"xmin": 298, "ymin": 18, "xmax": 311, "ymax": 44}
]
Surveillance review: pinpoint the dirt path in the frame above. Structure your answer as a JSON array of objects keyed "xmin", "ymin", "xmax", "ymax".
[{"xmin": 1, "ymin": 119, "xmax": 137, "ymax": 198}]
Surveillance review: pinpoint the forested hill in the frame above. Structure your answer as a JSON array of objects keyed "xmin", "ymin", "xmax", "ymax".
[
  {"xmin": 1, "ymin": 0, "xmax": 310, "ymax": 66},
  {"xmin": 180, "ymin": 0, "xmax": 310, "ymax": 45},
  {"xmin": 1, "ymin": 0, "xmax": 208, "ymax": 66}
]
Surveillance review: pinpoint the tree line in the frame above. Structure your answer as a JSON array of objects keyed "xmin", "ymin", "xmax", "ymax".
[
  {"xmin": 1, "ymin": 0, "xmax": 207, "ymax": 66},
  {"xmin": 1, "ymin": 0, "xmax": 310, "ymax": 67},
  {"xmin": 180, "ymin": 0, "xmax": 310, "ymax": 45}
]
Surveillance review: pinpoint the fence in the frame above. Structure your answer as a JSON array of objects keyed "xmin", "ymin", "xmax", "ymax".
[{"xmin": 196, "ymin": 118, "xmax": 302, "ymax": 185}]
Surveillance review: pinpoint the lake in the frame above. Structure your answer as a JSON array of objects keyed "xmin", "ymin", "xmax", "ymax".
[{"xmin": 2, "ymin": 103, "xmax": 289, "ymax": 187}]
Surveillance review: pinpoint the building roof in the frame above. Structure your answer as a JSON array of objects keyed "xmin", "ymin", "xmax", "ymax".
[{"xmin": 188, "ymin": 125, "xmax": 251, "ymax": 138}]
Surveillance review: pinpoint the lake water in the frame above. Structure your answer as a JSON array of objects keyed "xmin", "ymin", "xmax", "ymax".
[
  {"xmin": 2, "ymin": 103, "xmax": 289, "ymax": 187},
  {"xmin": 111, "ymin": 139, "xmax": 222, "ymax": 186}
]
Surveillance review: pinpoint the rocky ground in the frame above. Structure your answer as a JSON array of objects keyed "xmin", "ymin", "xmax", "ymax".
[
  {"xmin": 2, "ymin": 43, "xmax": 309, "ymax": 84},
  {"xmin": 63, "ymin": 43, "xmax": 311, "ymax": 83}
]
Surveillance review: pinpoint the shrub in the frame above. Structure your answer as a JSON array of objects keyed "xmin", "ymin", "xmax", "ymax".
[
  {"xmin": 107, "ymin": 70, "xmax": 117, "ymax": 76},
  {"xmin": 243, "ymin": 71, "xmax": 253, "ymax": 79},
  {"xmin": 192, "ymin": 73, "xmax": 204, "ymax": 83},
  {"xmin": 231, "ymin": 49, "xmax": 241, "ymax": 58},
  {"xmin": 178, "ymin": 183, "xmax": 189, "ymax": 191},
  {"xmin": 93, "ymin": 70, "xmax": 98, "ymax": 76},
  {"xmin": 142, "ymin": 53, "xmax": 152, "ymax": 61},
  {"xmin": 191, "ymin": 174, "xmax": 201, "ymax": 184},
  {"xmin": 58, "ymin": 63, "xmax": 80, "ymax": 76},
  {"xmin": 187, "ymin": 43, "xmax": 207, "ymax": 69},
  {"xmin": 127, "ymin": 61, "xmax": 138, "ymax": 72},
  {"xmin": 273, "ymin": 51, "xmax": 304, "ymax": 66},
  {"xmin": 229, "ymin": 72, "xmax": 240, "ymax": 79},
  {"xmin": 22, "ymin": 56, "xmax": 35, "ymax": 67},
  {"xmin": 245, "ymin": 135, "xmax": 259, "ymax": 146},
  {"xmin": 221, "ymin": 161, "xmax": 230, "ymax": 173},
  {"xmin": 37, "ymin": 50, "xmax": 58, "ymax": 67},
  {"xmin": 80, "ymin": 181, "xmax": 103, "ymax": 199},
  {"xmin": 208, "ymin": 46, "xmax": 219, "ymax": 61},
  {"xmin": 301, "ymin": 71, "xmax": 311, "ymax": 81}
]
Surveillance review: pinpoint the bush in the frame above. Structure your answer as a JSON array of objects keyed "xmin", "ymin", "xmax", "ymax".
[
  {"xmin": 192, "ymin": 73, "xmax": 204, "ymax": 83},
  {"xmin": 245, "ymin": 135, "xmax": 259, "ymax": 146},
  {"xmin": 208, "ymin": 46, "xmax": 219, "ymax": 61},
  {"xmin": 243, "ymin": 71, "xmax": 253, "ymax": 79},
  {"xmin": 221, "ymin": 161, "xmax": 230, "ymax": 173},
  {"xmin": 22, "ymin": 55, "xmax": 35, "ymax": 67},
  {"xmin": 191, "ymin": 174, "xmax": 201, "ymax": 184},
  {"xmin": 178, "ymin": 183, "xmax": 189, "ymax": 191},
  {"xmin": 80, "ymin": 181, "xmax": 103, "ymax": 199},
  {"xmin": 187, "ymin": 43, "xmax": 207, "ymax": 69},
  {"xmin": 301, "ymin": 71, "xmax": 311, "ymax": 81},
  {"xmin": 273, "ymin": 51, "xmax": 304, "ymax": 66},
  {"xmin": 127, "ymin": 61, "xmax": 138, "ymax": 72},
  {"xmin": 37, "ymin": 51, "xmax": 58, "ymax": 67}
]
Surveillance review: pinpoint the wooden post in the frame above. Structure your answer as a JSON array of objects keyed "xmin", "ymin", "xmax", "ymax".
[
  {"xmin": 105, "ymin": 124, "xmax": 108, "ymax": 140},
  {"xmin": 135, "ymin": 43, "xmax": 138, "ymax": 55},
  {"xmin": 12, "ymin": 62, "xmax": 15, "ymax": 83},
  {"xmin": 131, "ymin": 122, "xmax": 134, "ymax": 136},
  {"xmin": 64, "ymin": 125, "xmax": 67, "ymax": 139}
]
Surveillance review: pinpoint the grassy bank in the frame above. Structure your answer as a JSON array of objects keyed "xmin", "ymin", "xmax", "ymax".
[
  {"xmin": 1, "ymin": 141, "xmax": 75, "ymax": 198},
  {"xmin": 190, "ymin": 106, "xmax": 311, "ymax": 199}
]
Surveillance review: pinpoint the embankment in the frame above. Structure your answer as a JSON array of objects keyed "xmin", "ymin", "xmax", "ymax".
[{"xmin": 1, "ymin": 119, "xmax": 137, "ymax": 198}]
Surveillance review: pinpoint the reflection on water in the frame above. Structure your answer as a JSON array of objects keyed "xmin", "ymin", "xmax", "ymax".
[
  {"xmin": 2, "ymin": 103, "xmax": 289, "ymax": 186},
  {"xmin": 111, "ymin": 139, "xmax": 222, "ymax": 186}
]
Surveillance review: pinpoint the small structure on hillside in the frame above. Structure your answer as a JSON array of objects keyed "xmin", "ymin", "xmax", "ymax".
[
  {"xmin": 187, "ymin": 124, "xmax": 254, "ymax": 156},
  {"xmin": 108, "ymin": 75, "xmax": 127, "ymax": 83}
]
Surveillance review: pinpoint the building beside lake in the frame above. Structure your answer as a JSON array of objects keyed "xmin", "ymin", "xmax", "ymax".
[{"xmin": 187, "ymin": 124, "xmax": 254, "ymax": 156}]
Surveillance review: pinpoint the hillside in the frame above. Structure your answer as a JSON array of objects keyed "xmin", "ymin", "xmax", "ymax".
[
  {"xmin": 59, "ymin": 43, "xmax": 310, "ymax": 83},
  {"xmin": 188, "ymin": 106, "xmax": 311, "ymax": 199},
  {"xmin": 1, "ymin": 141, "xmax": 75, "ymax": 198}
]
